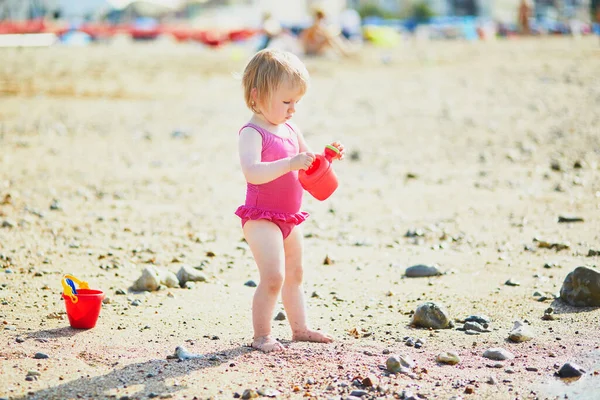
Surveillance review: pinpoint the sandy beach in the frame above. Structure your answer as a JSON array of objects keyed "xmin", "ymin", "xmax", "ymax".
[{"xmin": 1, "ymin": 36, "xmax": 599, "ymax": 400}]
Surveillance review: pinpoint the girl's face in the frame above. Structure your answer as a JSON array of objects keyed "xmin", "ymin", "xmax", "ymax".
[{"xmin": 256, "ymin": 81, "xmax": 304, "ymax": 126}]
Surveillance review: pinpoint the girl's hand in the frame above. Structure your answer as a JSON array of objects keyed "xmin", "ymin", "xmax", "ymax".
[
  {"xmin": 290, "ymin": 152, "xmax": 315, "ymax": 171},
  {"xmin": 330, "ymin": 141, "xmax": 345, "ymax": 160}
]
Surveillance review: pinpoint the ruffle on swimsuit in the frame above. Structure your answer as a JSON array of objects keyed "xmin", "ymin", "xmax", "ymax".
[{"xmin": 235, "ymin": 205, "xmax": 309, "ymax": 224}]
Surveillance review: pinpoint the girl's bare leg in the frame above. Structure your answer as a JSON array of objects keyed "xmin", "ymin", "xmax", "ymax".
[
  {"xmin": 282, "ymin": 226, "xmax": 333, "ymax": 343},
  {"xmin": 243, "ymin": 220, "xmax": 286, "ymax": 352}
]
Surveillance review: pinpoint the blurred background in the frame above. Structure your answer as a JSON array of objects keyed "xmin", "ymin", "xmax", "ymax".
[{"xmin": 0, "ymin": 0, "xmax": 598, "ymax": 48}]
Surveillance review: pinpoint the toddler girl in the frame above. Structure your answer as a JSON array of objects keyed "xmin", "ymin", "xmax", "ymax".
[{"xmin": 235, "ymin": 49, "xmax": 344, "ymax": 352}]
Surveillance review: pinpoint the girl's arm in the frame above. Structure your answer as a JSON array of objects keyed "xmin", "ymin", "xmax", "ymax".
[
  {"xmin": 289, "ymin": 121, "xmax": 345, "ymax": 159},
  {"xmin": 289, "ymin": 121, "xmax": 312, "ymax": 153},
  {"xmin": 238, "ymin": 127, "xmax": 292, "ymax": 185}
]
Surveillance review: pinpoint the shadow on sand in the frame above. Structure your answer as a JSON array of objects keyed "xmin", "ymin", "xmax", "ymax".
[
  {"xmin": 550, "ymin": 298, "xmax": 599, "ymax": 314},
  {"xmin": 12, "ymin": 342, "xmax": 253, "ymax": 400}
]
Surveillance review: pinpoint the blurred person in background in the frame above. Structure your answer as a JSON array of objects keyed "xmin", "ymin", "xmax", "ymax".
[
  {"xmin": 299, "ymin": 7, "xmax": 352, "ymax": 57},
  {"xmin": 518, "ymin": 0, "xmax": 533, "ymax": 35}
]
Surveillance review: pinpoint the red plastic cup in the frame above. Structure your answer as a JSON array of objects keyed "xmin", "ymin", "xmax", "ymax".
[{"xmin": 63, "ymin": 289, "xmax": 105, "ymax": 329}]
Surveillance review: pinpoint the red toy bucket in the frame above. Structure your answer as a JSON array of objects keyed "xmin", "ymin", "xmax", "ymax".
[{"xmin": 62, "ymin": 275, "xmax": 104, "ymax": 329}]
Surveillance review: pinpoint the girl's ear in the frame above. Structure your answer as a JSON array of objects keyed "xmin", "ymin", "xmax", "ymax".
[{"xmin": 250, "ymin": 88, "xmax": 258, "ymax": 102}]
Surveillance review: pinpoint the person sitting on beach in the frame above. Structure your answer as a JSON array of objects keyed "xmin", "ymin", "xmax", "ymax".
[
  {"xmin": 235, "ymin": 49, "xmax": 344, "ymax": 352},
  {"xmin": 299, "ymin": 8, "xmax": 351, "ymax": 57}
]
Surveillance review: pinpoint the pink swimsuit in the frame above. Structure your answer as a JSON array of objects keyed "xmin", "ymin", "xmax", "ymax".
[{"xmin": 235, "ymin": 123, "xmax": 309, "ymax": 239}]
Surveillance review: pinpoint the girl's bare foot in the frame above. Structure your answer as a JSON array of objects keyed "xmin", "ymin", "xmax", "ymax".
[
  {"xmin": 292, "ymin": 329, "xmax": 334, "ymax": 343},
  {"xmin": 252, "ymin": 335, "xmax": 286, "ymax": 352}
]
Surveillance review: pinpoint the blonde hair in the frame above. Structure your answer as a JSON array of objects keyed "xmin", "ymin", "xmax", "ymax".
[{"xmin": 242, "ymin": 49, "xmax": 309, "ymax": 112}]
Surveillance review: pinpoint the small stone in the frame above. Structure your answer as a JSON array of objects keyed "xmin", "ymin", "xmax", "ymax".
[
  {"xmin": 361, "ymin": 375, "xmax": 378, "ymax": 387},
  {"xmin": 557, "ymin": 362, "xmax": 585, "ymax": 378},
  {"xmin": 487, "ymin": 376, "xmax": 497, "ymax": 384},
  {"xmin": 350, "ymin": 390, "xmax": 368, "ymax": 397},
  {"xmin": 526, "ymin": 366, "xmax": 538, "ymax": 372},
  {"xmin": 508, "ymin": 320, "xmax": 535, "ymax": 342},
  {"xmin": 244, "ymin": 280, "xmax": 257, "ymax": 288},
  {"xmin": 49, "ymin": 199, "xmax": 62, "ymax": 211},
  {"xmin": 436, "ymin": 351, "xmax": 461, "ymax": 365},
  {"xmin": 274, "ymin": 311, "xmax": 286, "ymax": 321},
  {"xmin": 34, "ymin": 352, "xmax": 49, "ymax": 359},
  {"xmin": 241, "ymin": 389, "xmax": 258, "ymax": 399},
  {"xmin": 483, "ymin": 348, "xmax": 514, "ymax": 361},
  {"xmin": 386, "ymin": 355, "xmax": 414, "ymax": 373},
  {"xmin": 505, "ymin": 278, "xmax": 520, "ymax": 286},
  {"xmin": 405, "ymin": 264, "xmax": 442, "ymax": 277},
  {"xmin": 464, "ymin": 315, "xmax": 491, "ymax": 324},
  {"xmin": 176, "ymin": 265, "xmax": 206, "ymax": 287},
  {"xmin": 174, "ymin": 346, "xmax": 203, "ymax": 360},
  {"xmin": 1, "ymin": 220, "xmax": 15, "ymax": 228},
  {"xmin": 257, "ymin": 388, "xmax": 280, "ymax": 398},
  {"xmin": 411, "ymin": 302, "xmax": 452, "ymax": 329},
  {"xmin": 557, "ymin": 216, "xmax": 584, "ymax": 223},
  {"xmin": 463, "ymin": 321, "xmax": 490, "ymax": 333},
  {"xmin": 323, "ymin": 255, "xmax": 334, "ymax": 265},
  {"xmin": 464, "ymin": 385, "xmax": 474, "ymax": 394},
  {"xmin": 16, "ymin": 336, "xmax": 25, "ymax": 343}
]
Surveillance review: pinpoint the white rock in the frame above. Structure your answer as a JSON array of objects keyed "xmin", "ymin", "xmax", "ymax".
[
  {"xmin": 483, "ymin": 348, "xmax": 514, "ymax": 361},
  {"xmin": 436, "ymin": 351, "xmax": 461, "ymax": 365},
  {"xmin": 508, "ymin": 320, "xmax": 535, "ymax": 342}
]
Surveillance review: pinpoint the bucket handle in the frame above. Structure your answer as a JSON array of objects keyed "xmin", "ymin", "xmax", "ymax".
[{"xmin": 62, "ymin": 274, "xmax": 90, "ymax": 304}]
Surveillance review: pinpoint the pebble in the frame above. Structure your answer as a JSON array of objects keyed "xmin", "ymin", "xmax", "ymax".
[
  {"xmin": 176, "ymin": 265, "xmax": 206, "ymax": 287},
  {"xmin": 508, "ymin": 320, "xmax": 535, "ymax": 342},
  {"xmin": 274, "ymin": 311, "xmax": 286, "ymax": 321},
  {"xmin": 34, "ymin": 352, "xmax": 49, "ymax": 359},
  {"xmin": 557, "ymin": 215, "xmax": 584, "ymax": 223},
  {"xmin": 173, "ymin": 346, "xmax": 204, "ymax": 360},
  {"xmin": 463, "ymin": 321, "xmax": 490, "ymax": 333},
  {"xmin": 244, "ymin": 280, "xmax": 257, "ymax": 288},
  {"xmin": 505, "ymin": 278, "xmax": 520, "ymax": 286},
  {"xmin": 483, "ymin": 348, "xmax": 514, "ymax": 361},
  {"xmin": 487, "ymin": 375, "xmax": 497, "ymax": 384},
  {"xmin": 131, "ymin": 267, "xmax": 161, "ymax": 292},
  {"xmin": 557, "ymin": 362, "xmax": 586, "ymax": 378},
  {"xmin": 405, "ymin": 264, "xmax": 442, "ymax": 277},
  {"xmin": 412, "ymin": 302, "xmax": 452, "ymax": 329},
  {"xmin": 16, "ymin": 336, "xmax": 25, "ymax": 343},
  {"xmin": 436, "ymin": 351, "xmax": 461, "ymax": 365},
  {"xmin": 386, "ymin": 355, "xmax": 414, "ymax": 373},
  {"xmin": 560, "ymin": 266, "xmax": 600, "ymax": 307},
  {"xmin": 257, "ymin": 387, "xmax": 280, "ymax": 397},
  {"xmin": 349, "ymin": 390, "xmax": 368, "ymax": 397},
  {"xmin": 464, "ymin": 315, "xmax": 491, "ymax": 324},
  {"xmin": 241, "ymin": 389, "xmax": 258, "ymax": 399}
]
